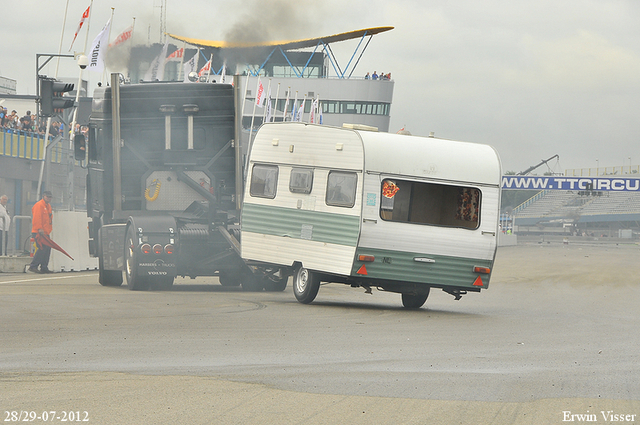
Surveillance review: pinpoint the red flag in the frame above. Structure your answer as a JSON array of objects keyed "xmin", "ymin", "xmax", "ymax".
[
  {"xmin": 69, "ymin": 5, "xmax": 91, "ymax": 52},
  {"xmin": 109, "ymin": 25, "xmax": 133, "ymax": 48},
  {"xmin": 165, "ymin": 47, "xmax": 184, "ymax": 62},
  {"xmin": 37, "ymin": 233, "xmax": 74, "ymax": 260}
]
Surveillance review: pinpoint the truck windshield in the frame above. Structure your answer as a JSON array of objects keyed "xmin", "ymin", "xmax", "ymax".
[{"xmin": 380, "ymin": 179, "xmax": 480, "ymax": 230}]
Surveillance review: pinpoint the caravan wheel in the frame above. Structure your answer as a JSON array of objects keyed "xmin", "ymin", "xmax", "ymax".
[
  {"xmin": 293, "ymin": 267, "xmax": 320, "ymax": 304},
  {"xmin": 401, "ymin": 289, "xmax": 430, "ymax": 309}
]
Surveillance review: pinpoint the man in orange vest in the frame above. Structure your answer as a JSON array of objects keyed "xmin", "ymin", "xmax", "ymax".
[{"xmin": 28, "ymin": 191, "xmax": 53, "ymax": 273}]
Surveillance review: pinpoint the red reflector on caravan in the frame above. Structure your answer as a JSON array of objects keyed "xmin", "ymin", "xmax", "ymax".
[
  {"xmin": 356, "ymin": 264, "xmax": 368, "ymax": 275},
  {"xmin": 472, "ymin": 276, "xmax": 484, "ymax": 286}
]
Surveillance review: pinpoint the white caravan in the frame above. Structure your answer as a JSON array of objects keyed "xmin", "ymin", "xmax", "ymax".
[{"xmin": 241, "ymin": 122, "xmax": 502, "ymax": 308}]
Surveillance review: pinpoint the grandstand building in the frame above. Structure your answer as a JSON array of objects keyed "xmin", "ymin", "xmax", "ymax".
[{"xmin": 509, "ymin": 165, "xmax": 640, "ymax": 238}]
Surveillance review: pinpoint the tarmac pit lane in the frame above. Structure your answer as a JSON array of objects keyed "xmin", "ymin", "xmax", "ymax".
[{"xmin": 1, "ymin": 242, "xmax": 639, "ymax": 424}]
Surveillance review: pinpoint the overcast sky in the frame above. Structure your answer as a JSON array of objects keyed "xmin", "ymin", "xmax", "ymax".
[{"xmin": 2, "ymin": 0, "xmax": 639, "ymax": 174}]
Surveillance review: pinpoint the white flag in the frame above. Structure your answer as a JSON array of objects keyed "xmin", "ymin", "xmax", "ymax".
[
  {"xmin": 255, "ymin": 78, "xmax": 265, "ymax": 107},
  {"xmin": 69, "ymin": 5, "xmax": 91, "ymax": 52},
  {"xmin": 220, "ymin": 61, "xmax": 226, "ymax": 84},
  {"xmin": 282, "ymin": 90, "xmax": 290, "ymax": 121},
  {"xmin": 309, "ymin": 98, "xmax": 318, "ymax": 123},
  {"xmin": 183, "ymin": 51, "xmax": 199, "ymax": 82},
  {"xmin": 87, "ymin": 19, "xmax": 111, "ymax": 73},
  {"xmin": 143, "ymin": 41, "xmax": 168, "ymax": 81},
  {"xmin": 265, "ymin": 87, "xmax": 273, "ymax": 123},
  {"xmin": 297, "ymin": 96, "xmax": 306, "ymax": 122},
  {"xmin": 109, "ymin": 25, "xmax": 133, "ymax": 48},
  {"xmin": 318, "ymin": 102, "xmax": 323, "ymax": 124},
  {"xmin": 291, "ymin": 92, "xmax": 298, "ymax": 121},
  {"xmin": 198, "ymin": 58, "xmax": 211, "ymax": 77}
]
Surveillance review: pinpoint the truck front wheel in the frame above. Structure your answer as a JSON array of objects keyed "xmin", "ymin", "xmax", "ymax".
[
  {"xmin": 125, "ymin": 225, "xmax": 149, "ymax": 291},
  {"xmin": 293, "ymin": 267, "xmax": 320, "ymax": 304}
]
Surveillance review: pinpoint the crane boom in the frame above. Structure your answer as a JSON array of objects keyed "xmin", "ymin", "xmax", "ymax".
[{"xmin": 517, "ymin": 155, "xmax": 559, "ymax": 176}]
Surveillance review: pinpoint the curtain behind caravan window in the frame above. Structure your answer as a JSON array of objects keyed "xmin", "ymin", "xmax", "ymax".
[
  {"xmin": 290, "ymin": 168, "xmax": 314, "ymax": 194},
  {"xmin": 380, "ymin": 179, "xmax": 480, "ymax": 229},
  {"xmin": 250, "ymin": 164, "xmax": 279, "ymax": 199},
  {"xmin": 326, "ymin": 171, "xmax": 357, "ymax": 208}
]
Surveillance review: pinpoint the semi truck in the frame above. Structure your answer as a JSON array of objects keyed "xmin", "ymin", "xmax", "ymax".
[{"xmin": 77, "ymin": 74, "xmax": 287, "ymax": 291}]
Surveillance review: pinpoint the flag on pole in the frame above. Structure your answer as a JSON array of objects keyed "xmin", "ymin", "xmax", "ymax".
[
  {"xmin": 296, "ymin": 96, "xmax": 306, "ymax": 122},
  {"xmin": 255, "ymin": 78, "xmax": 265, "ymax": 107},
  {"xmin": 265, "ymin": 86, "xmax": 273, "ymax": 123},
  {"xmin": 69, "ymin": 5, "xmax": 91, "ymax": 51},
  {"xmin": 109, "ymin": 25, "xmax": 133, "ymax": 48},
  {"xmin": 282, "ymin": 89, "xmax": 290, "ymax": 121},
  {"xmin": 183, "ymin": 50, "xmax": 199, "ymax": 82},
  {"xmin": 220, "ymin": 61, "xmax": 227, "ymax": 84},
  {"xmin": 198, "ymin": 58, "xmax": 212, "ymax": 77},
  {"xmin": 309, "ymin": 98, "xmax": 318, "ymax": 123},
  {"xmin": 318, "ymin": 101, "xmax": 323, "ymax": 124},
  {"xmin": 166, "ymin": 47, "xmax": 184, "ymax": 62},
  {"xmin": 87, "ymin": 19, "xmax": 111, "ymax": 73},
  {"xmin": 291, "ymin": 91, "xmax": 298, "ymax": 121},
  {"xmin": 143, "ymin": 41, "xmax": 168, "ymax": 81}
]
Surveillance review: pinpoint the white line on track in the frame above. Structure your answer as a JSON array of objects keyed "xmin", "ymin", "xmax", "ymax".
[{"xmin": 0, "ymin": 273, "xmax": 95, "ymax": 285}]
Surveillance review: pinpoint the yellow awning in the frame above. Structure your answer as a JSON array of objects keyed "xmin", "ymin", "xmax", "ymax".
[{"xmin": 167, "ymin": 26, "xmax": 394, "ymax": 50}]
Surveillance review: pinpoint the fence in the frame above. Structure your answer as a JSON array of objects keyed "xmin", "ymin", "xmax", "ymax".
[{"xmin": 1, "ymin": 128, "xmax": 65, "ymax": 162}]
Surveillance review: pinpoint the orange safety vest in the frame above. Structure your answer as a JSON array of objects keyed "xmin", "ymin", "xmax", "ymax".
[{"xmin": 31, "ymin": 199, "xmax": 53, "ymax": 235}]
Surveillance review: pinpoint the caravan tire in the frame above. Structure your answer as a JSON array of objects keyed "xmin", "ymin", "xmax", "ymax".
[
  {"xmin": 293, "ymin": 267, "xmax": 320, "ymax": 304},
  {"xmin": 401, "ymin": 289, "xmax": 430, "ymax": 309}
]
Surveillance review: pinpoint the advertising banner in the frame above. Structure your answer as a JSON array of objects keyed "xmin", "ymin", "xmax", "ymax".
[{"xmin": 501, "ymin": 176, "xmax": 640, "ymax": 192}]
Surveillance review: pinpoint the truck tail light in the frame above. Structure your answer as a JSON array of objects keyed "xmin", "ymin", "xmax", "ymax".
[
  {"xmin": 164, "ymin": 244, "xmax": 175, "ymax": 255},
  {"xmin": 473, "ymin": 266, "xmax": 491, "ymax": 274},
  {"xmin": 140, "ymin": 243, "xmax": 152, "ymax": 254},
  {"xmin": 153, "ymin": 244, "xmax": 163, "ymax": 255}
]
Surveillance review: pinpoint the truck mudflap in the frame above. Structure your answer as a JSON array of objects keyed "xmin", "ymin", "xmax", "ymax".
[{"xmin": 125, "ymin": 215, "xmax": 178, "ymax": 290}]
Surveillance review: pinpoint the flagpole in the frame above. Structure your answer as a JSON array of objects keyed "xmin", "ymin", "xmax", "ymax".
[
  {"xmin": 282, "ymin": 87, "xmax": 290, "ymax": 122},
  {"xmin": 273, "ymin": 83, "xmax": 280, "ymax": 123},
  {"xmin": 101, "ymin": 7, "xmax": 116, "ymax": 85},
  {"xmin": 249, "ymin": 76, "xmax": 260, "ymax": 142},
  {"xmin": 178, "ymin": 41, "xmax": 186, "ymax": 81},
  {"xmin": 38, "ymin": 0, "xmax": 69, "ymax": 196},
  {"xmin": 55, "ymin": 0, "xmax": 70, "ymax": 76},
  {"xmin": 206, "ymin": 53, "xmax": 213, "ymax": 83},
  {"xmin": 240, "ymin": 72, "xmax": 250, "ymax": 128},
  {"xmin": 262, "ymin": 79, "xmax": 271, "ymax": 123},
  {"xmin": 128, "ymin": 17, "xmax": 136, "ymax": 80}
]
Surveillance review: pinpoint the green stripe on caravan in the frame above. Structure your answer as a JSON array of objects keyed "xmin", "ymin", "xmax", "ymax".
[
  {"xmin": 242, "ymin": 203, "xmax": 360, "ymax": 246},
  {"xmin": 351, "ymin": 247, "xmax": 493, "ymax": 288}
]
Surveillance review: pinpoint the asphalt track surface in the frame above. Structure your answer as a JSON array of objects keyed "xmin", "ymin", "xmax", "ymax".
[{"xmin": 1, "ymin": 242, "xmax": 639, "ymax": 424}]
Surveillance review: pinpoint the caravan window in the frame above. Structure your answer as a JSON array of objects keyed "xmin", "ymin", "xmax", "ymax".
[
  {"xmin": 290, "ymin": 168, "xmax": 314, "ymax": 194},
  {"xmin": 326, "ymin": 171, "xmax": 357, "ymax": 208},
  {"xmin": 380, "ymin": 179, "xmax": 480, "ymax": 230},
  {"xmin": 250, "ymin": 164, "xmax": 278, "ymax": 199}
]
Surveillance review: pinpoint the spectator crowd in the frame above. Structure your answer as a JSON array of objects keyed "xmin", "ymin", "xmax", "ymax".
[
  {"xmin": 1, "ymin": 106, "xmax": 62, "ymax": 138},
  {"xmin": 364, "ymin": 71, "xmax": 391, "ymax": 80}
]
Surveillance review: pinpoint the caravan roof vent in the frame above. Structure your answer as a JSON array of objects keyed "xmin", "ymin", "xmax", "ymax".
[{"xmin": 342, "ymin": 123, "xmax": 379, "ymax": 132}]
